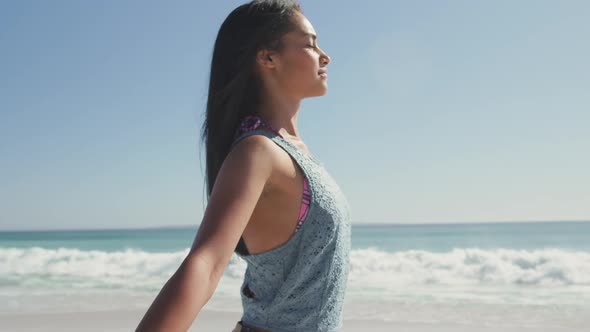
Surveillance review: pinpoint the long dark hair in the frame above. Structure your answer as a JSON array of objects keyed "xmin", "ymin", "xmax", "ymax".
[{"xmin": 200, "ymin": 0, "xmax": 302, "ymax": 253}]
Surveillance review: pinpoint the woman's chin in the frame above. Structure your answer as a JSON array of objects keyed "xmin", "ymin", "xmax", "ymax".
[{"xmin": 307, "ymin": 87, "xmax": 328, "ymax": 98}]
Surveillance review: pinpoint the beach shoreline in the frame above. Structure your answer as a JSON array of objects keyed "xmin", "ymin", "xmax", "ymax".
[{"xmin": 2, "ymin": 222, "xmax": 590, "ymax": 331}]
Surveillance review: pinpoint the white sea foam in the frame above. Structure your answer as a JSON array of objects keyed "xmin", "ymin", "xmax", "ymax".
[
  {"xmin": 0, "ymin": 247, "xmax": 194, "ymax": 291},
  {"xmin": 348, "ymin": 247, "xmax": 590, "ymax": 287},
  {"xmin": 1, "ymin": 246, "xmax": 590, "ymax": 306}
]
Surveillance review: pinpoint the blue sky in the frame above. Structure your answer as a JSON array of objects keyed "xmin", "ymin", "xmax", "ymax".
[{"xmin": 1, "ymin": 0, "xmax": 588, "ymax": 231}]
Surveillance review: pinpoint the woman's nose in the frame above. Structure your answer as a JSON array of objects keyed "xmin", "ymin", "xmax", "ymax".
[{"xmin": 321, "ymin": 52, "xmax": 330, "ymax": 65}]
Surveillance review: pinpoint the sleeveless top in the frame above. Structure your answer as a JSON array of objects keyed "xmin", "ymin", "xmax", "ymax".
[{"xmin": 229, "ymin": 116, "xmax": 352, "ymax": 332}]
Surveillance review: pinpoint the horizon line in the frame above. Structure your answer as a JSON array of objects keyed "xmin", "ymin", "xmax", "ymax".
[{"xmin": 1, "ymin": 219, "xmax": 589, "ymax": 233}]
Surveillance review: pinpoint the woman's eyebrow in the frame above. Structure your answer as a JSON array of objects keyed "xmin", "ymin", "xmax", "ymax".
[{"xmin": 300, "ymin": 32, "xmax": 317, "ymax": 40}]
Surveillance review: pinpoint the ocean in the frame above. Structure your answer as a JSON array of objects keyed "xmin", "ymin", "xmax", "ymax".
[{"xmin": 1, "ymin": 221, "xmax": 589, "ymax": 329}]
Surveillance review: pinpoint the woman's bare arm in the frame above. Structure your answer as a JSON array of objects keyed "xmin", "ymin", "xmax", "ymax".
[{"xmin": 135, "ymin": 135, "xmax": 275, "ymax": 332}]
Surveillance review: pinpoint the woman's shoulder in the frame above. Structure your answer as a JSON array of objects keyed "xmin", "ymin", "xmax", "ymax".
[{"xmin": 230, "ymin": 133, "xmax": 278, "ymax": 164}]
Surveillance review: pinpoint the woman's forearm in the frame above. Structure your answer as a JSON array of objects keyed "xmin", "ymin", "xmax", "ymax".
[{"xmin": 135, "ymin": 254, "xmax": 218, "ymax": 332}]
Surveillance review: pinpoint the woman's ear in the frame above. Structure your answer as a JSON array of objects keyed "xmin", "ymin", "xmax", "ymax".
[{"xmin": 256, "ymin": 49, "xmax": 277, "ymax": 69}]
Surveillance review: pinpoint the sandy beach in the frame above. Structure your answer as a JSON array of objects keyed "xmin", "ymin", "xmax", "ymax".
[
  {"xmin": 0, "ymin": 306, "xmax": 583, "ymax": 332},
  {"xmin": 0, "ymin": 308, "xmax": 394, "ymax": 332}
]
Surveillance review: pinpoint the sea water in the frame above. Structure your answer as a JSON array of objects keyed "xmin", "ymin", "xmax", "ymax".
[{"xmin": 1, "ymin": 221, "xmax": 589, "ymax": 329}]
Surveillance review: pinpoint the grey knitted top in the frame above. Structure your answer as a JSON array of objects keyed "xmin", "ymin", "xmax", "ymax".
[{"xmin": 230, "ymin": 128, "xmax": 352, "ymax": 332}]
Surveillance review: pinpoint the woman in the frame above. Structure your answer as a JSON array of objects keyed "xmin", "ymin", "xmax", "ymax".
[{"xmin": 136, "ymin": 1, "xmax": 351, "ymax": 331}]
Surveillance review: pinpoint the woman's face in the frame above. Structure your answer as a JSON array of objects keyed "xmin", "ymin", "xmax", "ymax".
[{"xmin": 259, "ymin": 12, "xmax": 331, "ymax": 99}]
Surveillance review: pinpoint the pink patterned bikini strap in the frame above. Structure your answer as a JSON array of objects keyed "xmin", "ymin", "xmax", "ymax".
[{"xmin": 237, "ymin": 115, "xmax": 283, "ymax": 138}]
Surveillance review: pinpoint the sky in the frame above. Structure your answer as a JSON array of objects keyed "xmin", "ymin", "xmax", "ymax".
[{"xmin": 1, "ymin": 0, "xmax": 589, "ymax": 231}]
